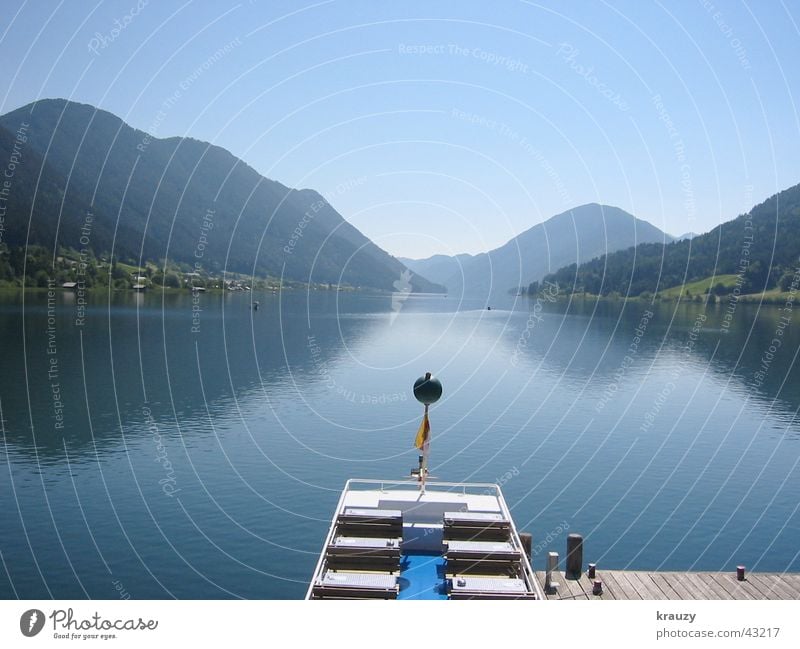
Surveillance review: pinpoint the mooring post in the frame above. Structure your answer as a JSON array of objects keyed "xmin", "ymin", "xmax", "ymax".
[
  {"xmin": 545, "ymin": 551, "xmax": 559, "ymax": 593},
  {"xmin": 565, "ymin": 533, "xmax": 583, "ymax": 580},
  {"xmin": 737, "ymin": 565, "xmax": 746, "ymax": 581},
  {"xmin": 592, "ymin": 579, "xmax": 603, "ymax": 595},
  {"xmin": 519, "ymin": 532, "xmax": 532, "ymax": 562},
  {"xmin": 587, "ymin": 562, "xmax": 596, "ymax": 579}
]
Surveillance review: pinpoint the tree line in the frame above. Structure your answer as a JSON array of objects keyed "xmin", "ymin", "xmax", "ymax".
[{"xmin": 540, "ymin": 184, "xmax": 800, "ymax": 298}]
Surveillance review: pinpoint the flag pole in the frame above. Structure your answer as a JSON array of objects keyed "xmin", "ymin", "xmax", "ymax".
[
  {"xmin": 412, "ymin": 372, "xmax": 442, "ymax": 495},
  {"xmin": 421, "ymin": 404, "xmax": 430, "ymax": 494}
]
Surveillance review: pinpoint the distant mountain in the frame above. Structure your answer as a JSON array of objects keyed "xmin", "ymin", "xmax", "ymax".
[
  {"xmin": 398, "ymin": 253, "xmax": 475, "ymax": 289},
  {"xmin": 410, "ymin": 204, "xmax": 671, "ymax": 298},
  {"xmin": 676, "ymin": 232, "xmax": 699, "ymax": 241},
  {"xmin": 0, "ymin": 99, "xmax": 443, "ymax": 292},
  {"xmin": 543, "ymin": 183, "xmax": 800, "ymax": 296}
]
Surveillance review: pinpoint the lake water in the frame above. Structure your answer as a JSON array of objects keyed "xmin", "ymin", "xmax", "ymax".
[{"xmin": 1, "ymin": 289, "xmax": 799, "ymax": 599}]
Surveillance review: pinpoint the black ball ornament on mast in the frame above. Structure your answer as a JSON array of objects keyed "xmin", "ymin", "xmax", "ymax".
[{"xmin": 411, "ymin": 372, "xmax": 442, "ymax": 493}]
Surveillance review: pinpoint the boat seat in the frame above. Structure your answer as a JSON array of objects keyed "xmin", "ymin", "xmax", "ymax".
[
  {"xmin": 443, "ymin": 527, "xmax": 511, "ymax": 542},
  {"xmin": 444, "ymin": 540, "xmax": 520, "ymax": 561},
  {"xmin": 443, "ymin": 511, "xmax": 510, "ymax": 528},
  {"xmin": 336, "ymin": 507, "xmax": 403, "ymax": 537},
  {"xmin": 328, "ymin": 536, "xmax": 401, "ymax": 555},
  {"xmin": 444, "ymin": 539, "xmax": 522, "ymax": 576},
  {"xmin": 444, "ymin": 559, "xmax": 522, "ymax": 576},
  {"xmin": 324, "ymin": 536, "xmax": 402, "ymax": 571},
  {"xmin": 448, "ymin": 576, "xmax": 537, "ymax": 600},
  {"xmin": 442, "ymin": 511, "xmax": 511, "ymax": 542},
  {"xmin": 311, "ymin": 570, "xmax": 398, "ymax": 599}
]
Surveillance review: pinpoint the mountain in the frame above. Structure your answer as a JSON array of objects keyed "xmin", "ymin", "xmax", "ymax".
[
  {"xmin": 398, "ymin": 253, "xmax": 475, "ymax": 289},
  {"xmin": 0, "ymin": 99, "xmax": 443, "ymax": 292},
  {"xmin": 676, "ymin": 232, "xmax": 699, "ymax": 241},
  {"xmin": 404, "ymin": 204, "xmax": 671, "ymax": 298},
  {"xmin": 543, "ymin": 183, "xmax": 800, "ymax": 297}
]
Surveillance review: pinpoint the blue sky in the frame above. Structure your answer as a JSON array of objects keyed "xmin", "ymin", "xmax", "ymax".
[{"xmin": 1, "ymin": 0, "xmax": 799, "ymax": 258}]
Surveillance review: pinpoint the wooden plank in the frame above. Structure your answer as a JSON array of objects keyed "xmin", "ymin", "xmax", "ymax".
[
  {"xmin": 534, "ymin": 572, "xmax": 550, "ymax": 600},
  {"xmin": 622, "ymin": 571, "xmax": 651, "ymax": 600},
  {"xmin": 574, "ymin": 573, "xmax": 613, "ymax": 600},
  {"xmin": 600, "ymin": 570, "xmax": 639, "ymax": 600},
  {"xmin": 684, "ymin": 572, "xmax": 726, "ymax": 599},
  {"xmin": 560, "ymin": 572, "xmax": 589, "ymax": 600},
  {"xmin": 535, "ymin": 571, "xmax": 585, "ymax": 600},
  {"xmin": 601, "ymin": 571, "xmax": 634, "ymax": 600},
  {"xmin": 534, "ymin": 573, "xmax": 553, "ymax": 600},
  {"xmin": 570, "ymin": 576, "xmax": 591, "ymax": 599},
  {"xmin": 732, "ymin": 573, "xmax": 784, "ymax": 600},
  {"xmin": 647, "ymin": 572, "xmax": 683, "ymax": 599},
  {"xmin": 610, "ymin": 571, "xmax": 644, "ymax": 600},
  {"xmin": 738, "ymin": 575, "xmax": 775, "ymax": 600},
  {"xmin": 654, "ymin": 572, "xmax": 694, "ymax": 599},
  {"xmin": 570, "ymin": 572, "xmax": 592, "ymax": 599},
  {"xmin": 537, "ymin": 574, "xmax": 558, "ymax": 599},
  {"xmin": 661, "ymin": 572, "xmax": 700, "ymax": 600},
  {"xmin": 577, "ymin": 575, "xmax": 595, "ymax": 598},
  {"xmin": 616, "ymin": 571, "xmax": 648, "ymax": 599},
  {"xmin": 625, "ymin": 571, "xmax": 668, "ymax": 600},
  {"xmin": 586, "ymin": 573, "xmax": 615, "ymax": 600},
  {"xmin": 535, "ymin": 573, "xmax": 550, "ymax": 600},
  {"xmin": 677, "ymin": 573, "xmax": 709, "ymax": 599},
  {"xmin": 774, "ymin": 574, "xmax": 800, "ymax": 598},
  {"xmin": 536, "ymin": 570, "xmax": 800, "ymax": 601},
  {"xmin": 665, "ymin": 572, "xmax": 704, "ymax": 599},
  {"xmin": 761, "ymin": 574, "xmax": 794, "ymax": 600},
  {"xmin": 621, "ymin": 571, "xmax": 662, "ymax": 599},
  {"xmin": 710, "ymin": 572, "xmax": 757, "ymax": 600},
  {"xmin": 697, "ymin": 572, "xmax": 735, "ymax": 600},
  {"xmin": 595, "ymin": 571, "xmax": 626, "ymax": 600},
  {"xmin": 666, "ymin": 573, "xmax": 711, "ymax": 599},
  {"xmin": 644, "ymin": 572, "xmax": 675, "ymax": 600},
  {"xmin": 747, "ymin": 574, "xmax": 797, "ymax": 600},
  {"xmin": 765, "ymin": 573, "xmax": 800, "ymax": 598}
]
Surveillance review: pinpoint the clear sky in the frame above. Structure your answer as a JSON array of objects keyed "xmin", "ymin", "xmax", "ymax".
[{"xmin": 1, "ymin": 0, "xmax": 799, "ymax": 258}]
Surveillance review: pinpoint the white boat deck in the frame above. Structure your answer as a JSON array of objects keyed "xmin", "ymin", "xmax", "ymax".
[
  {"xmin": 307, "ymin": 479, "xmax": 544, "ymax": 600},
  {"xmin": 342, "ymin": 487, "xmax": 503, "ymax": 513}
]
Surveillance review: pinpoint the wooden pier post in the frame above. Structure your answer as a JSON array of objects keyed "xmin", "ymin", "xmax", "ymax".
[
  {"xmin": 519, "ymin": 532, "xmax": 532, "ymax": 561},
  {"xmin": 545, "ymin": 551, "xmax": 559, "ymax": 593},
  {"xmin": 565, "ymin": 533, "xmax": 583, "ymax": 580}
]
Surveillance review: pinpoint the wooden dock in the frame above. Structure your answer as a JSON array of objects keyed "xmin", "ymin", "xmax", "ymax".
[{"xmin": 535, "ymin": 570, "xmax": 800, "ymax": 600}]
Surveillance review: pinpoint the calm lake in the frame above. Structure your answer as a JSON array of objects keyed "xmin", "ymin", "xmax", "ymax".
[{"xmin": 1, "ymin": 289, "xmax": 799, "ymax": 599}]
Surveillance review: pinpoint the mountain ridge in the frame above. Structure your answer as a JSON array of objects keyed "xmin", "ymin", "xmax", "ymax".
[
  {"xmin": 542, "ymin": 183, "xmax": 800, "ymax": 297},
  {"xmin": 400, "ymin": 204, "xmax": 673, "ymax": 297},
  {"xmin": 0, "ymin": 98, "xmax": 444, "ymax": 293}
]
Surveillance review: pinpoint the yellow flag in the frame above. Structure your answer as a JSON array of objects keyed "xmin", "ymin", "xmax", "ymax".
[{"xmin": 414, "ymin": 411, "xmax": 430, "ymax": 449}]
